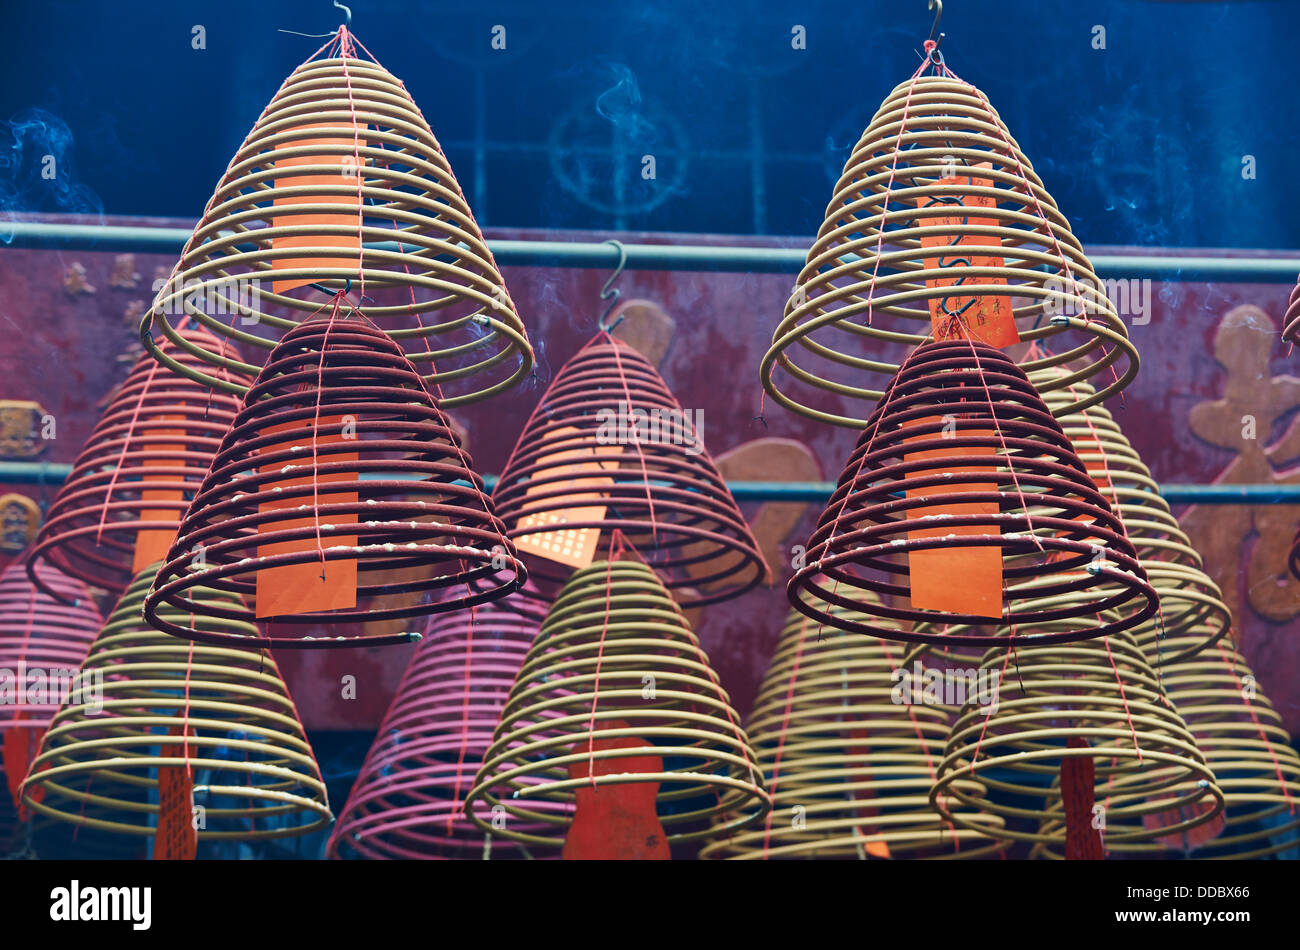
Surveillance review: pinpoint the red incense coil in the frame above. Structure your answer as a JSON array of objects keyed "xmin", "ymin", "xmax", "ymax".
[
  {"xmin": 1291, "ymin": 527, "xmax": 1299, "ymax": 583},
  {"xmin": 26, "ymin": 328, "xmax": 248, "ymax": 599},
  {"xmin": 761, "ymin": 71, "xmax": 1137, "ymax": 428},
  {"xmin": 328, "ymin": 597, "xmax": 547, "ymax": 859},
  {"xmin": 787, "ymin": 338, "xmax": 1157, "ymax": 647},
  {"xmin": 141, "ymin": 26, "xmax": 532, "ymax": 406},
  {"xmin": 1283, "ymin": 277, "xmax": 1300, "ymax": 346},
  {"xmin": 492, "ymin": 332, "xmax": 768, "ymax": 607},
  {"xmin": 464, "ymin": 560, "xmax": 771, "ymax": 851},
  {"xmin": 0, "ymin": 562, "xmax": 103, "ymax": 732},
  {"xmin": 144, "ymin": 314, "xmax": 525, "ymax": 648}
]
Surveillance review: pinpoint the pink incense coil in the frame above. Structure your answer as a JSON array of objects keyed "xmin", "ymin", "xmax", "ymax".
[
  {"xmin": 788, "ymin": 338, "xmax": 1158, "ymax": 647},
  {"xmin": 26, "ymin": 328, "xmax": 249, "ymax": 600},
  {"xmin": 1283, "ymin": 278, "xmax": 1300, "ymax": 346},
  {"xmin": 0, "ymin": 561, "xmax": 103, "ymax": 730},
  {"xmin": 492, "ymin": 331, "xmax": 768, "ymax": 607},
  {"xmin": 329, "ymin": 597, "xmax": 549, "ymax": 859},
  {"xmin": 144, "ymin": 314, "xmax": 525, "ymax": 649}
]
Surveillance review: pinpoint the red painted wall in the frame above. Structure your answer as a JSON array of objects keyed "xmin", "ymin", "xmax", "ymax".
[{"xmin": 1, "ymin": 216, "xmax": 1297, "ymax": 736}]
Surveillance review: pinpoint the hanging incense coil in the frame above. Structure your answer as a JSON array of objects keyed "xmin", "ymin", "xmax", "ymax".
[
  {"xmin": 1037, "ymin": 378, "xmax": 1231, "ymax": 662},
  {"xmin": 22, "ymin": 566, "xmax": 332, "ymax": 842},
  {"xmin": 1283, "ymin": 277, "xmax": 1300, "ymax": 346},
  {"xmin": 761, "ymin": 72, "xmax": 1137, "ymax": 428},
  {"xmin": 465, "ymin": 560, "xmax": 770, "ymax": 851},
  {"xmin": 1033, "ymin": 635, "xmax": 1300, "ymax": 859},
  {"xmin": 0, "ymin": 562, "xmax": 102, "ymax": 733},
  {"xmin": 492, "ymin": 332, "xmax": 768, "ymax": 608},
  {"xmin": 787, "ymin": 339, "xmax": 1157, "ymax": 647},
  {"xmin": 700, "ymin": 602, "xmax": 1004, "ymax": 860},
  {"xmin": 329, "ymin": 598, "xmax": 544, "ymax": 859},
  {"xmin": 930, "ymin": 630, "xmax": 1223, "ymax": 850},
  {"xmin": 26, "ymin": 328, "xmax": 249, "ymax": 599},
  {"xmin": 141, "ymin": 26, "xmax": 532, "ymax": 406},
  {"xmin": 144, "ymin": 315, "xmax": 525, "ymax": 649}
]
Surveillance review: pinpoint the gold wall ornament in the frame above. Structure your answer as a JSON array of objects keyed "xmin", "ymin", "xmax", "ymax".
[
  {"xmin": 761, "ymin": 67, "xmax": 1137, "ymax": 428},
  {"xmin": 0, "ymin": 400, "xmax": 48, "ymax": 458},
  {"xmin": 700, "ymin": 601, "xmax": 1004, "ymax": 860},
  {"xmin": 140, "ymin": 26, "xmax": 532, "ymax": 407},
  {"xmin": 0, "ymin": 493, "xmax": 41, "ymax": 552}
]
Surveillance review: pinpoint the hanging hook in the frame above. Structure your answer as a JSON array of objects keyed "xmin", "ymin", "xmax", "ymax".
[
  {"xmin": 334, "ymin": 1, "xmax": 352, "ymax": 27},
  {"xmin": 926, "ymin": 0, "xmax": 945, "ymax": 61},
  {"xmin": 597, "ymin": 239, "xmax": 628, "ymax": 332}
]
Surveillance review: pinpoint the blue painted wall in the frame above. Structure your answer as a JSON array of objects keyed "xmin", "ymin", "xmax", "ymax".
[{"xmin": 1, "ymin": 0, "xmax": 1296, "ymax": 248}]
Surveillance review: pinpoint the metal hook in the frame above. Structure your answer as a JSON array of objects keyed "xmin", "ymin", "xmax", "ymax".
[
  {"xmin": 927, "ymin": 0, "xmax": 945, "ymax": 59},
  {"xmin": 597, "ymin": 239, "xmax": 628, "ymax": 332},
  {"xmin": 334, "ymin": 1, "xmax": 352, "ymax": 27}
]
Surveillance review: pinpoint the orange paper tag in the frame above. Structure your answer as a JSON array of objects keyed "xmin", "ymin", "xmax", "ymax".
[
  {"xmin": 562, "ymin": 722, "xmax": 670, "ymax": 861},
  {"xmin": 904, "ymin": 416, "xmax": 1002, "ymax": 618},
  {"xmin": 270, "ymin": 123, "xmax": 367, "ymax": 295},
  {"xmin": 255, "ymin": 416, "xmax": 358, "ymax": 618},
  {"xmin": 155, "ymin": 726, "xmax": 196, "ymax": 861},
  {"xmin": 915, "ymin": 164, "xmax": 1019, "ymax": 348},
  {"xmin": 133, "ymin": 414, "xmax": 185, "ymax": 573},
  {"xmin": 514, "ymin": 427, "xmax": 620, "ymax": 569}
]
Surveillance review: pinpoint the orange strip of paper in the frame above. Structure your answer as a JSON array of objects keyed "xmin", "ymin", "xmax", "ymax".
[
  {"xmin": 133, "ymin": 415, "xmax": 184, "ymax": 573},
  {"xmin": 255, "ymin": 416, "xmax": 358, "ymax": 618},
  {"xmin": 904, "ymin": 416, "xmax": 1002, "ymax": 618},
  {"xmin": 270, "ymin": 123, "xmax": 366, "ymax": 295},
  {"xmin": 155, "ymin": 726, "xmax": 197, "ymax": 861},
  {"xmin": 514, "ymin": 426, "xmax": 620, "ymax": 570},
  {"xmin": 915, "ymin": 163, "xmax": 1020, "ymax": 349},
  {"xmin": 562, "ymin": 722, "xmax": 670, "ymax": 861}
]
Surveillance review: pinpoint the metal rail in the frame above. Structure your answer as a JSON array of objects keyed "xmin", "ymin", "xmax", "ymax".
[
  {"xmin": 3, "ymin": 220, "xmax": 1299, "ymax": 281},
  {"xmin": 0, "ymin": 461, "xmax": 1294, "ymax": 505}
]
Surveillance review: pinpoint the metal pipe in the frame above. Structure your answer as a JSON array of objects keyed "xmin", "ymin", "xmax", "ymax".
[
  {"xmin": 3, "ymin": 220, "xmax": 1298, "ymax": 282},
  {"xmin": 0, "ymin": 462, "xmax": 1295, "ymax": 505}
]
